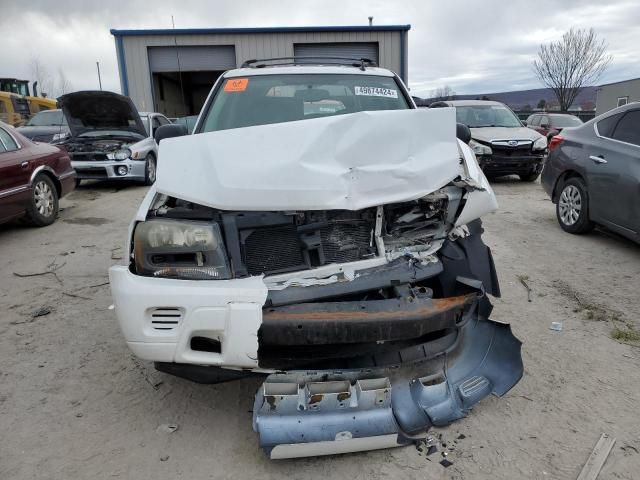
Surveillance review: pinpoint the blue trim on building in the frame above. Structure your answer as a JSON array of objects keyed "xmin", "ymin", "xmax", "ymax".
[
  {"xmin": 114, "ymin": 36, "xmax": 129, "ymax": 96},
  {"xmin": 111, "ymin": 25, "xmax": 411, "ymax": 37}
]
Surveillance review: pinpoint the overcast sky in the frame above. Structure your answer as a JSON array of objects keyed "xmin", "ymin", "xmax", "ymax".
[{"xmin": 2, "ymin": 0, "xmax": 639, "ymax": 98}]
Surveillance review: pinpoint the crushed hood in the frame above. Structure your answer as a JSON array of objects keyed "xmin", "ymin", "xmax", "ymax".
[
  {"xmin": 58, "ymin": 91, "xmax": 146, "ymax": 138},
  {"xmin": 470, "ymin": 126, "xmax": 543, "ymax": 144},
  {"xmin": 155, "ymin": 108, "xmax": 462, "ymax": 211}
]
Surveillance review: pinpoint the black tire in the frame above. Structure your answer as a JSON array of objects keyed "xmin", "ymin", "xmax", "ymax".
[
  {"xmin": 24, "ymin": 174, "xmax": 59, "ymax": 227},
  {"xmin": 519, "ymin": 170, "xmax": 540, "ymax": 182},
  {"xmin": 555, "ymin": 177, "xmax": 595, "ymax": 234},
  {"xmin": 144, "ymin": 153, "xmax": 156, "ymax": 186}
]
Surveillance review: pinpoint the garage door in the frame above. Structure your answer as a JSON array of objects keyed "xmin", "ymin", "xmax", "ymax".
[
  {"xmin": 148, "ymin": 46, "xmax": 236, "ymax": 72},
  {"xmin": 294, "ymin": 42, "xmax": 379, "ymax": 64}
]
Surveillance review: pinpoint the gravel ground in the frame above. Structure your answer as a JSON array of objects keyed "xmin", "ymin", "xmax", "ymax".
[{"xmin": 1, "ymin": 178, "xmax": 639, "ymax": 479}]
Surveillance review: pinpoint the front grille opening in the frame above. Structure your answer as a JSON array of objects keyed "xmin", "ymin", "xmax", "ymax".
[{"xmin": 190, "ymin": 336, "xmax": 221, "ymax": 353}]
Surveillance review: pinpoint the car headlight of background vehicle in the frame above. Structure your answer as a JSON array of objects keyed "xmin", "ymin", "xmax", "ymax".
[
  {"xmin": 107, "ymin": 148, "xmax": 132, "ymax": 160},
  {"xmin": 533, "ymin": 136, "xmax": 548, "ymax": 151},
  {"xmin": 133, "ymin": 219, "xmax": 231, "ymax": 280},
  {"xmin": 468, "ymin": 139, "xmax": 492, "ymax": 156}
]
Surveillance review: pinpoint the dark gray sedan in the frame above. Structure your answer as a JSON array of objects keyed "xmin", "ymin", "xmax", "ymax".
[{"xmin": 541, "ymin": 102, "xmax": 639, "ymax": 244}]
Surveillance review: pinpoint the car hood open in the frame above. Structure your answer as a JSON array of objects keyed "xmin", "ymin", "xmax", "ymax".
[
  {"xmin": 155, "ymin": 108, "xmax": 464, "ymax": 211},
  {"xmin": 58, "ymin": 91, "xmax": 146, "ymax": 138},
  {"xmin": 470, "ymin": 126, "xmax": 543, "ymax": 143}
]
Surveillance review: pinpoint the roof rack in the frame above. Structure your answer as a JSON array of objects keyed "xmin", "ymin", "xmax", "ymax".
[{"xmin": 241, "ymin": 56, "xmax": 378, "ymax": 70}]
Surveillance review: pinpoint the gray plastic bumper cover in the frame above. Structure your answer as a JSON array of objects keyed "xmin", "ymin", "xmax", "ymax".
[{"xmin": 252, "ymin": 310, "xmax": 523, "ymax": 459}]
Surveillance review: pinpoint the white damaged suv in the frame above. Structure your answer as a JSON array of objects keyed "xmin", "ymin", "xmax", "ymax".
[{"xmin": 109, "ymin": 59, "xmax": 523, "ymax": 459}]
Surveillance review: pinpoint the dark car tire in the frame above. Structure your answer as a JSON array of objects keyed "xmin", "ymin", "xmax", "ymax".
[
  {"xmin": 24, "ymin": 174, "xmax": 59, "ymax": 227},
  {"xmin": 556, "ymin": 177, "xmax": 595, "ymax": 234},
  {"xmin": 519, "ymin": 170, "xmax": 540, "ymax": 182},
  {"xmin": 144, "ymin": 154, "xmax": 156, "ymax": 186}
]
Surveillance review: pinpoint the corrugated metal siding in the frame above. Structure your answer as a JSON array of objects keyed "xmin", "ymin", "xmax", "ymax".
[
  {"xmin": 148, "ymin": 46, "xmax": 236, "ymax": 72},
  {"xmin": 293, "ymin": 42, "xmax": 379, "ymax": 63},
  {"xmin": 596, "ymin": 79, "xmax": 640, "ymax": 115},
  {"xmin": 120, "ymin": 31, "xmax": 404, "ymax": 111}
]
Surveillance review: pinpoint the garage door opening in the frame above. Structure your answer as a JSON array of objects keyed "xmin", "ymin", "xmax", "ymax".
[
  {"xmin": 152, "ymin": 71, "xmax": 222, "ymax": 117},
  {"xmin": 148, "ymin": 45, "xmax": 236, "ymax": 118}
]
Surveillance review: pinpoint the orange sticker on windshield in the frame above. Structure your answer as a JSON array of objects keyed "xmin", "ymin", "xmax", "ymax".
[{"xmin": 224, "ymin": 78, "xmax": 249, "ymax": 92}]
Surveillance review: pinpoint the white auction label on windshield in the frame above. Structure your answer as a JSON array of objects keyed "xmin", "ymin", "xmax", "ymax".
[{"xmin": 354, "ymin": 86, "xmax": 398, "ymax": 98}]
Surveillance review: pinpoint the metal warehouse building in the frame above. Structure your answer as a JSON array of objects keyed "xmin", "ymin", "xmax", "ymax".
[
  {"xmin": 595, "ymin": 77, "xmax": 640, "ymax": 115},
  {"xmin": 111, "ymin": 25, "xmax": 410, "ymax": 117}
]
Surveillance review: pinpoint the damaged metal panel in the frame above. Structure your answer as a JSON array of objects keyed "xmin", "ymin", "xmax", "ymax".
[
  {"xmin": 154, "ymin": 108, "xmax": 462, "ymax": 211},
  {"xmin": 253, "ymin": 304, "xmax": 523, "ymax": 459},
  {"xmin": 261, "ymin": 294, "xmax": 475, "ymax": 345}
]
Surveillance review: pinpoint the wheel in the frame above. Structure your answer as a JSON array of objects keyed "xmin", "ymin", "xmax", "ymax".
[
  {"xmin": 519, "ymin": 170, "xmax": 540, "ymax": 182},
  {"xmin": 556, "ymin": 177, "xmax": 594, "ymax": 234},
  {"xmin": 144, "ymin": 154, "xmax": 156, "ymax": 186},
  {"xmin": 25, "ymin": 174, "xmax": 59, "ymax": 227}
]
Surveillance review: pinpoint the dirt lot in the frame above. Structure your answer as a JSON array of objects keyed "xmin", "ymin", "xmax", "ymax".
[{"xmin": 1, "ymin": 178, "xmax": 639, "ymax": 479}]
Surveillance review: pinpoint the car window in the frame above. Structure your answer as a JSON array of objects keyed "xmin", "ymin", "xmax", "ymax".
[
  {"xmin": 612, "ymin": 110, "xmax": 640, "ymax": 146},
  {"xmin": 551, "ymin": 115, "xmax": 582, "ymax": 128},
  {"xmin": 540, "ymin": 116, "xmax": 550, "ymax": 127},
  {"xmin": 158, "ymin": 116, "xmax": 170, "ymax": 126},
  {"xmin": 0, "ymin": 127, "xmax": 19, "ymax": 152},
  {"xmin": 152, "ymin": 116, "xmax": 161, "ymax": 130},
  {"xmin": 200, "ymin": 74, "xmax": 409, "ymax": 132},
  {"xmin": 530, "ymin": 115, "xmax": 540, "ymax": 126},
  {"xmin": 454, "ymin": 105, "xmax": 522, "ymax": 128},
  {"xmin": 597, "ymin": 112, "xmax": 624, "ymax": 138},
  {"xmin": 26, "ymin": 110, "xmax": 67, "ymax": 126}
]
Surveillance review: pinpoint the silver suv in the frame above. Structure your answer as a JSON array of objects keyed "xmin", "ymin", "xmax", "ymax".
[{"xmin": 431, "ymin": 99, "xmax": 547, "ymax": 181}]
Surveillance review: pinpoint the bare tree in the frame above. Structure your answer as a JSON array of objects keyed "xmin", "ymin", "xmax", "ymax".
[
  {"xmin": 533, "ymin": 28, "xmax": 612, "ymax": 111},
  {"xmin": 56, "ymin": 69, "xmax": 73, "ymax": 96},
  {"xmin": 430, "ymin": 85, "xmax": 456, "ymax": 102},
  {"xmin": 30, "ymin": 57, "xmax": 53, "ymax": 97}
]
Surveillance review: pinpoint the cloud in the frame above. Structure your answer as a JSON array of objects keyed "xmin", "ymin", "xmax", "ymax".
[{"xmin": 1, "ymin": 0, "xmax": 638, "ymax": 99}]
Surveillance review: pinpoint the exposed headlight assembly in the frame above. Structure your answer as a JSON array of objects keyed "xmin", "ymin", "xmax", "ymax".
[
  {"xmin": 133, "ymin": 219, "xmax": 231, "ymax": 280},
  {"xmin": 107, "ymin": 148, "xmax": 132, "ymax": 160},
  {"xmin": 468, "ymin": 139, "xmax": 492, "ymax": 156},
  {"xmin": 533, "ymin": 136, "xmax": 548, "ymax": 151}
]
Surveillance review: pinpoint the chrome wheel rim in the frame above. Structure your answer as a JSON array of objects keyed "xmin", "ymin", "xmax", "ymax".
[
  {"xmin": 558, "ymin": 185, "xmax": 582, "ymax": 226},
  {"xmin": 34, "ymin": 181, "xmax": 55, "ymax": 217},
  {"xmin": 147, "ymin": 157, "xmax": 156, "ymax": 183}
]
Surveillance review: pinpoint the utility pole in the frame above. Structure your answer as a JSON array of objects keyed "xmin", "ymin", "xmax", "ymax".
[{"xmin": 96, "ymin": 61, "xmax": 103, "ymax": 90}]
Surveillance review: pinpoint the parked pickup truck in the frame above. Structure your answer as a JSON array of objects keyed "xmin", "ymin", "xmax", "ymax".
[{"xmin": 109, "ymin": 59, "xmax": 523, "ymax": 459}]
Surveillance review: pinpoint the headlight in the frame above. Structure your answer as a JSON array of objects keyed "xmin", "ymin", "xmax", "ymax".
[
  {"xmin": 107, "ymin": 148, "xmax": 132, "ymax": 160},
  {"xmin": 468, "ymin": 139, "xmax": 492, "ymax": 156},
  {"xmin": 133, "ymin": 219, "xmax": 231, "ymax": 280},
  {"xmin": 533, "ymin": 136, "xmax": 548, "ymax": 151},
  {"xmin": 52, "ymin": 132, "xmax": 69, "ymax": 142}
]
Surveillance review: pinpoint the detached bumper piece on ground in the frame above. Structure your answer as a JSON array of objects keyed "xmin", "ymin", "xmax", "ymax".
[{"xmin": 253, "ymin": 299, "xmax": 522, "ymax": 459}]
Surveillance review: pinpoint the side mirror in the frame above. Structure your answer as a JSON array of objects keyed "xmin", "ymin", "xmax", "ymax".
[
  {"xmin": 456, "ymin": 123, "xmax": 472, "ymax": 144},
  {"xmin": 154, "ymin": 124, "xmax": 188, "ymax": 144}
]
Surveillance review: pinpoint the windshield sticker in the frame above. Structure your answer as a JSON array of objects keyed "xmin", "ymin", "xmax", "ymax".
[
  {"xmin": 224, "ymin": 78, "xmax": 249, "ymax": 92},
  {"xmin": 354, "ymin": 86, "xmax": 398, "ymax": 98}
]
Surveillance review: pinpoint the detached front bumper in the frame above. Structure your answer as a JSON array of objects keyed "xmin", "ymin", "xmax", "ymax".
[
  {"xmin": 71, "ymin": 159, "xmax": 146, "ymax": 181},
  {"xmin": 253, "ymin": 304, "xmax": 523, "ymax": 459}
]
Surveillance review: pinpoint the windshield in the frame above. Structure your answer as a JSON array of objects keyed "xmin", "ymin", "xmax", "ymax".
[
  {"xmin": 200, "ymin": 74, "xmax": 409, "ymax": 132},
  {"xmin": 27, "ymin": 110, "xmax": 67, "ymax": 126},
  {"xmin": 551, "ymin": 115, "xmax": 583, "ymax": 127},
  {"xmin": 455, "ymin": 105, "xmax": 522, "ymax": 128}
]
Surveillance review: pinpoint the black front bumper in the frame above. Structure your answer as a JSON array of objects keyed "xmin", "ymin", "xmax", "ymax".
[{"xmin": 478, "ymin": 153, "xmax": 545, "ymax": 176}]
